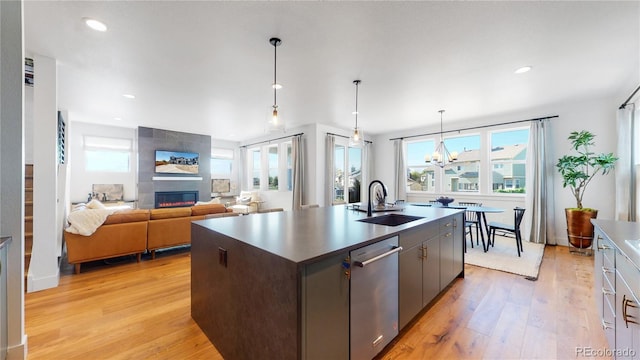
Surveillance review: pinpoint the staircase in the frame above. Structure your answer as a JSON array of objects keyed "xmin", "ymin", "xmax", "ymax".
[{"xmin": 25, "ymin": 164, "xmax": 33, "ymax": 289}]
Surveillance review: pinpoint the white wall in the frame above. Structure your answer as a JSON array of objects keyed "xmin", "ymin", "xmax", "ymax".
[
  {"xmin": 372, "ymin": 93, "xmax": 622, "ymax": 246},
  {"xmin": 1, "ymin": 0, "xmax": 27, "ymax": 357},
  {"xmin": 68, "ymin": 122, "xmax": 137, "ymax": 203},
  {"xmin": 28, "ymin": 54, "xmax": 60, "ymax": 292}
]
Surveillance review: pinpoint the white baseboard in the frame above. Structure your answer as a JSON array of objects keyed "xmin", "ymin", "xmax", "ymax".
[
  {"xmin": 27, "ymin": 268, "xmax": 60, "ymax": 292},
  {"xmin": 7, "ymin": 334, "xmax": 27, "ymax": 360}
]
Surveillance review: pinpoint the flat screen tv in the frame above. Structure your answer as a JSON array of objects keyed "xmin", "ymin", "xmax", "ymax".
[
  {"xmin": 155, "ymin": 150, "xmax": 199, "ymax": 174},
  {"xmin": 212, "ymin": 179, "xmax": 231, "ymax": 194}
]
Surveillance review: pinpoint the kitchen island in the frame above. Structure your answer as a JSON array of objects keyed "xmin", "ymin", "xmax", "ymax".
[{"xmin": 191, "ymin": 205, "xmax": 464, "ymax": 360}]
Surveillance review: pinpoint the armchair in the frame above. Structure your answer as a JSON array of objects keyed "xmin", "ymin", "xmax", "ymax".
[{"xmin": 230, "ymin": 191, "xmax": 263, "ymax": 214}]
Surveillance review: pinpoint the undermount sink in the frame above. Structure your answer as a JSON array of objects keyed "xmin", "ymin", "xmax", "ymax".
[{"xmin": 357, "ymin": 214, "xmax": 424, "ymax": 227}]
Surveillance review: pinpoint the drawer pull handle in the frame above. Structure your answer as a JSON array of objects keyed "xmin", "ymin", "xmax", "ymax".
[
  {"xmin": 421, "ymin": 246, "xmax": 427, "ymax": 260},
  {"xmin": 602, "ymin": 319, "xmax": 614, "ymax": 330},
  {"xmin": 598, "ymin": 244, "xmax": 612, "ymax": 250},
  {"xmin": 602, "ymin": 287, "xmax": 615, "ymax": 296},
  {"xmin": 623, "ymin": 294, "xmax": 639, "ymax": 328},
  {"xmin": 602, "ymin": 267, "xmax": 614, "ymax": 274}
]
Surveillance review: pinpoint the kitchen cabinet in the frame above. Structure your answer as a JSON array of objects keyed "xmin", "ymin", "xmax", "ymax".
[
  {"xmin": 398, "ymin": 213, "xmax": 464, "ymax": 330},
  {"xmin": 593, "ymin": 220, "xmax": 640, "ymax": 359},
  {"xmin": 439, "ymin": 213, "xmax": 464, "ymax": 289}
]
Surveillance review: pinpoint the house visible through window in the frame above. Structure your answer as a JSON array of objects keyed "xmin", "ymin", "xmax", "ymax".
[
  {"xmin": 84, "ymin": 135, "xmax": 131, "ymax": 172},
  {"xmin": 491, "ymin": 128, "xmax": 528, "ymax": 193},
  {"xmin": 332, "ymin": 140, "xmax": 364, "ymax": 205},
  {"xmin": 443, "ymin": 134, "xmax": 480, "ymax": 193}
]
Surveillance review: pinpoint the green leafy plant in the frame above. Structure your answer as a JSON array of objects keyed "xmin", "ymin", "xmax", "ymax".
[{"xmin": 556, "ymin": 130, "xmax": 618, "ymax": 209}]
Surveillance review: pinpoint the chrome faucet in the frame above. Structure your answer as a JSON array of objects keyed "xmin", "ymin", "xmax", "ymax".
[{"xmin": 367, "ymin": 180, "xmax": 387, "ymax": 217}]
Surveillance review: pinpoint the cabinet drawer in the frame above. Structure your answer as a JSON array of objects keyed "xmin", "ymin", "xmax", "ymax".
[
  {"xmin": 602, "ymin": 266, "xmax": 616, "ymax": 293},
  {"xmin": 439, "ymin": 217, "xmax": 454, "ymax": 233},
  {"xmin": 617, "ymin": 253, "xmax": 640, "ymax": 299},
  {"xmin": 596, "ymin": 233, "xmax": 615, "ymax": 268}
]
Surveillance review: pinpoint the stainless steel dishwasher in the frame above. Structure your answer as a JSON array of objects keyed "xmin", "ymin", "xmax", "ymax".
[{"xmin": 350, "ymin": 236, "xmax": 401, "ymax": 360}]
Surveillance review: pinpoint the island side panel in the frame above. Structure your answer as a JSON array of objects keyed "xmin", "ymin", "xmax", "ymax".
[{"xmin": 191, "ymin": 223, "xmax": 300, "ymax": 360}]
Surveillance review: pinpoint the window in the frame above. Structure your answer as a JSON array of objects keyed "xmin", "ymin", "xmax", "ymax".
[
  {"xmin": 334, "ymin": 145, "xmax": 345, "ymax": 203},
  {"xmin": 348, "ymin": 147, "xmax": 362, "ymax": 203},
  {"xmin": 250, "ymin": 149, "xmax": 261, "ymax": 189},
  {"xmin": 443, "ymin": 134, "xmax": 480, "ymax": 193},
  {"xmin": 211, "ymin": 148, "xmax": 233, "ymax": 177},
  {"xmin": 490, "ymin": 128, "xmax": 529, "ymax": 193},
  {"xmin": 406, "ymin": 140, "xmax": 435, "ymax": 192},
  {"xmin": 244, "ymin": 142, "xmax": 292, "ymax": 192},
  {"xmin": 286, "ymin": 143, "xmax": 292, "ymax": 191},
  {"xmin": 84, "ymin": 136, "xmax": 131, "ymax": 172},
  {"xmin": 268, "ymin": 145, "xmax": 278, "ymax": 190},
  {"xmin": 405, "ymin": 126, "xmax": 528, "ymax": 196}
]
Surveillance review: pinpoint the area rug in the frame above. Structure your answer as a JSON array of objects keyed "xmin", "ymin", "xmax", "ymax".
[{"xmin": 464, "ymin": 235, "xmax": 545, "ymax": 280}]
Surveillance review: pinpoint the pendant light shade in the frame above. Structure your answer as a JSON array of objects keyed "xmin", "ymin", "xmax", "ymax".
[
  {"xmin": 349, "ymin": 80, "xmax": 363, "ymax": 147},
  {"xmin": 268, "ymin": 37, "xmax": 285, "ymax": 133},
  {"xmin": 424, "ymin": 110, "xmax": 458, "ymax": 167}
]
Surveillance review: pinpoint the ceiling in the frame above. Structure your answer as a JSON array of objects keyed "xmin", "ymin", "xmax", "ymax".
[{"xmin": 23, "ymin": 1, "xmax": 639, "ymax": 142}]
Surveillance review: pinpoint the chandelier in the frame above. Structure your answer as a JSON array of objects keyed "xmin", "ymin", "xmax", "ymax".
[
  {"xmin": 424, "ymin": 110, "xmax": 458, "ymax": 167},
  {"xmin": 268, "ymin": 37, "xmax": 285, "ymax": 133},
  {"xmin": 349, "ymin": 80, "xmax": 363, "ymax": 147}
]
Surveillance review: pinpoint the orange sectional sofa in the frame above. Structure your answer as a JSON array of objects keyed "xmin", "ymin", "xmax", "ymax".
[{"xmin": 64, "ymin": 204, "xmax": 232, "ymax": 273}]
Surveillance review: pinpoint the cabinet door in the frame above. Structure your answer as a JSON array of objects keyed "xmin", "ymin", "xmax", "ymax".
[
  {"xmin": 399, "ymin": 243, "xmax": 423, "ymax": 330},
  {"xmin": 439, "ymin": 216, "xmax": 455, "ymax": 289},
  {"xmin": 423, "ymin": 236, "xmax": 440, "ymax": 307},
  {"xmin": 302, "ymin": 252, "xmax": 350, "ymax": 360},
  {"xmin": 452, "ymin": 213, "xmax": 464, "ymax": 279},
  {"xmin": 615, "ymin": 272, "xmax": 640, "ymax": 360}
]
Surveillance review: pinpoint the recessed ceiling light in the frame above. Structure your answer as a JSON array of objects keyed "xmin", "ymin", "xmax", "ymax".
[
  {"xmin": 114, "ymin": 117, "xmax": 123, "ymax": 121},
  {"xmin": 83, "ymin": 18, "xmax": 107, "ymax": 32},
  {"xmin": 272, "ymin": 83, "xmax": 282, "ymax": 90},
  {"xmin": 122, "ymin": 94, "xmax": 136, "ymax": 99},
  {"xmin": 514, "ymin": 66, "xmax": 532, "ymax": 74}
]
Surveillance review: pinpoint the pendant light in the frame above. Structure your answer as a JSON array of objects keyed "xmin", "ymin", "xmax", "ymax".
[
  {"xmin": 424, "ymin": 110, "xmax": 458, "ymax": 167},
  {"xmin": 268, "ymin": 37, "xmax": 285, "ymax": 133},
  {"xmin": 349, "ymin": 80, "xmax": 363, "ymax": 147}
]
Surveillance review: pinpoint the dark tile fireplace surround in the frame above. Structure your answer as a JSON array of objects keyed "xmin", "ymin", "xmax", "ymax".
[{"xmin": 155, "ymin": 191, "xmax": 199, "ymax": 209}]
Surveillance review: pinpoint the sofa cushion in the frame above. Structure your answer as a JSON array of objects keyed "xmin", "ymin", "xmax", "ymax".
[
  {"xmin": 150, "ymin": 207, "xmax": 192, "ymax": 220},
  {"xmin": 191, "ymin": 203, "xmax": 228, "ymax": 216},
  {"xmin": 103, "ymin": 209, "xmax": 150, "ymax": 225}
]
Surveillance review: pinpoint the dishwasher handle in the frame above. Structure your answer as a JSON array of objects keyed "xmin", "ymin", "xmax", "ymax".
[{"xmin": 353, "ymin": 246, "xmax": 403, "ymax": 267}]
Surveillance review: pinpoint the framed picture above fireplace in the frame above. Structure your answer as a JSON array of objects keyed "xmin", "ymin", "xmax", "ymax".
[{"xmin": 155, "ymin": 150, "xmax": 199, "ymax": 174}]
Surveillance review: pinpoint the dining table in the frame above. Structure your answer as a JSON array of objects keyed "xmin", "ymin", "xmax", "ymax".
[{"xmin": 410, "ymin": 203, "xmax": 505, "ymax": 252}]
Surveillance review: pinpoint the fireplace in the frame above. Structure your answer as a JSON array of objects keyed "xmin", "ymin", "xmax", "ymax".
[{"xmin": 155, "ymin": 191, "xmax": 199, "ymax": 208}]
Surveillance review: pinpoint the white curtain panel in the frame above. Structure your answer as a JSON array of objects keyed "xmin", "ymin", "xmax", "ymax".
[
  {"xmin": 615, "ymin": 104, "xmax": 635, "ymax": 221},
  {"xmin": 325, "ymin": 134, "xmax": 335, "ymax": 206},
  {"xmin": 361, "ymin": 141, "xmax": 372, "ymax": 203},
  {"xmin": 394, "ymin": 139, "xmax": 407, "ymax": 202},
  {"xmin": 239, "ymin": 146, "xmax": 247, "ymax": 192},
  {"xmin": 524, "ymin": 119, "xmax": 556, "ymax": 245},
  {"xmin": 291, "ymin": 135, "xmax": 304, "ymax": 210}
]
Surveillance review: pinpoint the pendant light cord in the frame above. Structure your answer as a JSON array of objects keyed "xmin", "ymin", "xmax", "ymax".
[
  {"xmin": 273, "ymin": 41, "xmax": 277, "ymax": 108},
  {"xmin": 354, "ymin": 80, "xmax": 359, "ymax": 128}
]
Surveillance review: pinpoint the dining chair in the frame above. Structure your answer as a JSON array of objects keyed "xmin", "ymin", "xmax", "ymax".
[
  {"xmin": 459, "ymin": 202, "xmax": 481, "ymax": 250},
  {"xmin": 488, "ymin": 207, "xmax": 526, "ymax": 256}
]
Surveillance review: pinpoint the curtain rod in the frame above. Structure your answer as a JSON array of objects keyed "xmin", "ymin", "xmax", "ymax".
[
  {"xmin": 241, "ymin": 132, "xmax": 303, "ymax": 148},
  {"xmin": 389, "ymin": 115, "xmax": 559, "ymax": 141},
  {"xmin": 327, "ymin": 132, "xmax": 373, "ymax": 144},
  {"xmin": 620, "ymin": 85, "xmax": 640, "ymax": 109}
]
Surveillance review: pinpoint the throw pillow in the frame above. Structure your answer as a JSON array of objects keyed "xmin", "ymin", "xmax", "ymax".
[{"xmin": 86, "ymin": 199, "xmax": 106, "ymax": 209}]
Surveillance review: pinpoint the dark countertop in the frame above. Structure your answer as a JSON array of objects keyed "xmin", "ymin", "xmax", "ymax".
[
  {"xmin": 193, "ymin": 204, "xmax": 462, "ymax": 265},
  {"xmin": 592, "ymin": 219, "xmax": 640, "ymax": 271}
]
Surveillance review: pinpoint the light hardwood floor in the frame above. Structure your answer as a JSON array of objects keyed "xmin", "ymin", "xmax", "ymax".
[{"xmin": 25, "ymin": 245, "xmax": 610, "ymax": 359}]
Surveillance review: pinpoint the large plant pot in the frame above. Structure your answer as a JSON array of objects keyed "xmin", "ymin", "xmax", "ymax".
[{"xmin": 565, "ymin": 208, "xmax": 598, "ymax": 249}]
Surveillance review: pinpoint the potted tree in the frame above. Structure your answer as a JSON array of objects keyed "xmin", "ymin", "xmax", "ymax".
[{"xmin": 556, "ymin": 130, "xmax": 618, "ymax": 251}]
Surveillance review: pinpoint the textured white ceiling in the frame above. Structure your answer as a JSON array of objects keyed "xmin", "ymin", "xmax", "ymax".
[{"xmin": 23, "ymin": 1, "xmax": 639, "ymax": 141}]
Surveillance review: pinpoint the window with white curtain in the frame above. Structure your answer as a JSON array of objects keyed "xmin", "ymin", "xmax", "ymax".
[
  {"xmin": 405, "ymin": 126, "xmax": 528, "ymax": 196},
  {"xmin": 83, "ymin": 135, "xmax": 132, "ymax": 172}
]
